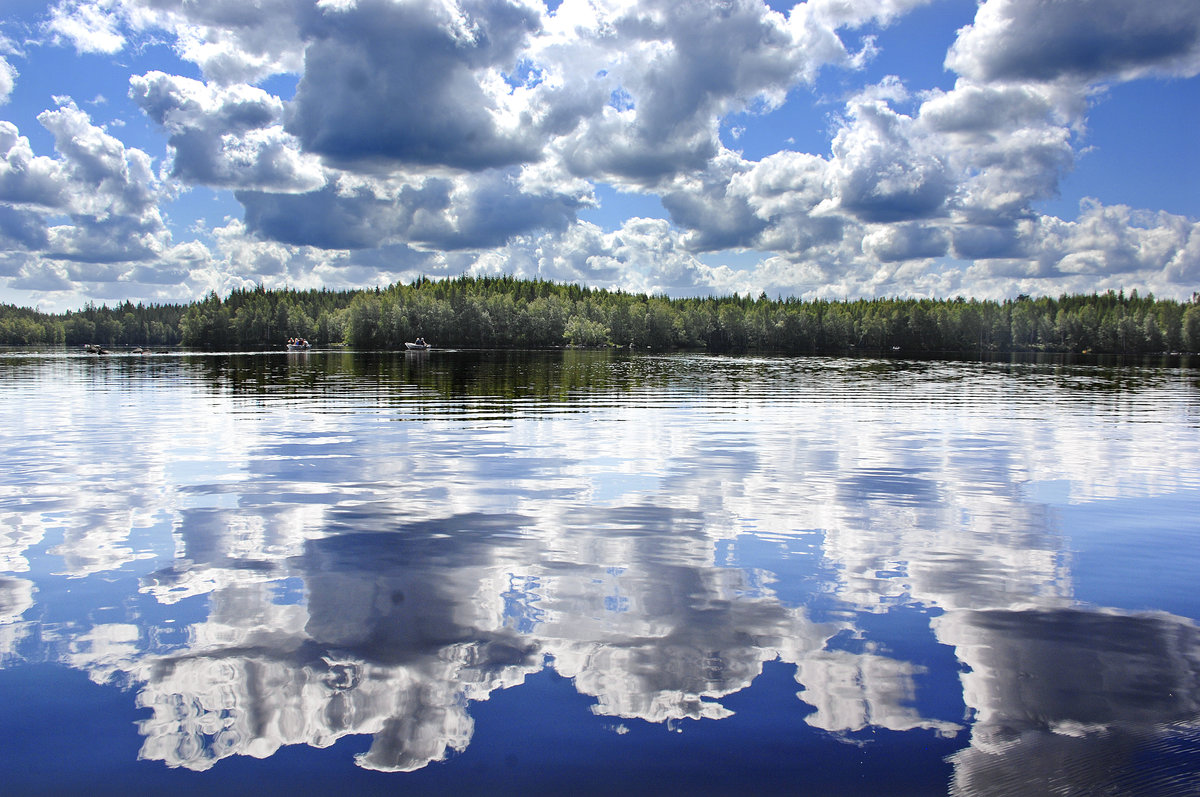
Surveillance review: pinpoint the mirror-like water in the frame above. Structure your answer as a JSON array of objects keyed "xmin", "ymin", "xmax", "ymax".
[{"xmin": 2, "ymin": 349, "xmax": 1199, "ymax": 795}]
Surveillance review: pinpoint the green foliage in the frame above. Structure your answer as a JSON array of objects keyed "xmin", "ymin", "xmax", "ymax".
[
  {"xmin": 0, "ymin": 300, "xmax": 184, "ymax": 346},
  {"xmin": 564, "ymin": 315, "xmax": 608, "ymax": 347},
  {"xmin": 2, "ymin": 281, "xmax": 1198, "ymax": 355},
  {"xmin": 1183, "ymin": 304, "xmax": 1200, "ymax": 352}
]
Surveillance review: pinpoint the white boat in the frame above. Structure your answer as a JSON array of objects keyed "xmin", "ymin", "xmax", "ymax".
[
  {"xmin": 405, "ymin": 340, "xmax": 432, "ymax": 350},
  {"xmin": 286, "ymin": 340, "xmax": 311, "ymax": 351}
]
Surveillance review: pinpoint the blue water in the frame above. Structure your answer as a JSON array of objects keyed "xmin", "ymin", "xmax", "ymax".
[{"xmin": 1, "ymin": 349, "xmax": 1198, "ymax": 795}]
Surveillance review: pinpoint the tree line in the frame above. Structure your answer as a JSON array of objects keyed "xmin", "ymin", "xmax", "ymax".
[
  {"xmin": 3, "ymin": 276, "xmax": 1200, "ymax": 355},
  {"xmin": 0, "ymin": 300, "xmax": 185, "ymax": 347}
]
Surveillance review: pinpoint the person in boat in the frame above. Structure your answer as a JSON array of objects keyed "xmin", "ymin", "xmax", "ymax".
[{"xmin": 415, "ymin": 337, "xmax": 426, "ymax": 346}]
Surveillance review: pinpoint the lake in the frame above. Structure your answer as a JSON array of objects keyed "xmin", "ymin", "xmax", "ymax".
[{"xmin": 1, "ymin": 348, "xmax": 1199, "ymax": 795}]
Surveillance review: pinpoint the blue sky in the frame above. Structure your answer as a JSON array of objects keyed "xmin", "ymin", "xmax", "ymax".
[{"xmin": 1, "ymin": 0, "xmax": 1197, "ymax": 311}]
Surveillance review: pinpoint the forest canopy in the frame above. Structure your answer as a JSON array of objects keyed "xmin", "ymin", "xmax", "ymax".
[{"xmin": 3, "ymin": 277, "xmax": 1199, "ymax": 355}]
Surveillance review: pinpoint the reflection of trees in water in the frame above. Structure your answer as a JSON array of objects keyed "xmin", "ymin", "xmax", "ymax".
[{"xmin": 192, "ymin": 349, "xmax": 641, "ymax": 410}]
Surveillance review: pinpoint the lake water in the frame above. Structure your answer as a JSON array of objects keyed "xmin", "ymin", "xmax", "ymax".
[{"xmin": 1, "ymin": 349, "xmax": 1199, "ymax": 795}]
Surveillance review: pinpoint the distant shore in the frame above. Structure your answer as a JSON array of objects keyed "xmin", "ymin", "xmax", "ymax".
[{"xmin": 3, "ymin": 276, "xmax": 1198, "ymax": 356}]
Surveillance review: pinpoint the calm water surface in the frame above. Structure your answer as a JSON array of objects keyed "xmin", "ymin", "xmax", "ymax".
[{"xmin": 1, "ymin": 349, "xmax": 1199, "ymax": 795}]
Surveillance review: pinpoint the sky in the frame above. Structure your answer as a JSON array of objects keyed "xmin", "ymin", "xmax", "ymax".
[{"xmin": 0, "ymin": 0, "xmax": 1198, "ymax": 312}]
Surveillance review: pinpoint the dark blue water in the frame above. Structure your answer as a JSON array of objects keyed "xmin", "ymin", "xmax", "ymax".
[{"xmin": 1, "ymin": 349, "xmax": 1198, "ymax": 795}]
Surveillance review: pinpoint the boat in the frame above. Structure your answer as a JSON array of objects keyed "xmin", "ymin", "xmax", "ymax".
[
  {"xmin": 286, "ymin": 338, "xmax": 311, "ymax": 351},
  {"xmin": 405, "ymin": 339, "xmax": 432, "ymax": 350}
]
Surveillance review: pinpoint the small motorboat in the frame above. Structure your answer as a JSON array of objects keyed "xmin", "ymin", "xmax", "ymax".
[
  {"xmin": 286, "ymin": 338, "xmax": 312, "ymax": 351},
  {"xmin": 405, "ymin": 339, "xmax": 432, "ymax": 350}
]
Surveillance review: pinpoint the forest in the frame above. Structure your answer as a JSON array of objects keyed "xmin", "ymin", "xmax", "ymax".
[{"xmin": 2, "ymin": 275, "xmax": 1199, "ymax": 355}]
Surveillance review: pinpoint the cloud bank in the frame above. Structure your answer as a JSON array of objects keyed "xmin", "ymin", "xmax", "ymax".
[{"xmin": 0, "ymin": 0, "xmax": 1196, "ymax": 308}]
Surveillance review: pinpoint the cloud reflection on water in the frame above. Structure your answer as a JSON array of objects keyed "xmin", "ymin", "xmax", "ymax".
[
  {"xmin": 940, "ymin": 608, "xmax": 1200, "ymax": 795},
  {"xmin": 1, "ymin": 351, "xmax": 1199, "ymax": 786}
]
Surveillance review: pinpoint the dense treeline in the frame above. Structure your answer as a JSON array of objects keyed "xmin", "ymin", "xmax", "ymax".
[
  {"xmin": 0, "ymin": 300, "xmax": 185, "ymax": 346},
  {"xmin": 3, "ymin": 276, "xmax": 1200, "ymax": 355}
]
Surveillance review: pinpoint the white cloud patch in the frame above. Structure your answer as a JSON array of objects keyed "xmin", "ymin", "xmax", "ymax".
[
  {"xmin": 47, "ymin": 0, "xmax": 309, "ymax": 84},
  {"xmin": 0, "ymin": 56, "xmax": 16, "ymax": 105},
  {"xmin": 46, "ymin": 0, "xmax": 127, "ymax": 54},
  {"xmin": 730, "ymin": 149, "xmax": 843, "ymax": 254},
  {"xmin": 10, "ymin": 260, "xmax": 76, "ymax": 292},
  {"xmin": 828, "ymin": 96, "xmax": 950, "ymax": 223},
  {"xmin": 129, "ymin": 71, "xmax": 325, "ymax": 192},
  {"xmin": 1030, "ymin": 200, "xmax": 1200, "ymax": 282},
  {"xmin": 37, "ymin": 99, "xmax": 161, "ymax": 224},
  {"xmin": 918, "ymin": 80, "xmax": 1079, "ymax": 227},
  {"xmin": 489, "ymin": 217, "xmax": 727, "ymax": 297},
  {"xmin": 0, "ymin": 123, "xmax": 72, "ymax": 209},
  {"xmin": 195, "ymin": 218, "xmax": 453, "ymax": 297},
  {"xmin": 538, "ymin": 0, "xmax": 866, "ymax": 187}
]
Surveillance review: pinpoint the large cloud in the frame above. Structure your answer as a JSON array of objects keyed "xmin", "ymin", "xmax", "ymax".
[
  {"xmin": 947, "ymin": 0, "xmax": 1200, "ymax": 84},
  {"xmin": 278, "ymin": 0, "xmax": 904, "ymax": 185},
  {"xmin": 38, "ymin": 100, "xmax": 159, "ymax": 220},
  {"xmin": 286, "ymin": 0, "xmax": 544, "ymax": 171},
  {"xmin": 45, "ymin": 0, "xmax": 127, "ymax": 54},
  {"xmin": 541, "ymin": 0, "xmax": 865, "ymax": 186},
  {"xmin": 828, "ymin": 97, "xmax": 950, "ymax": 223},
  {"xmin": 130, "ymin": 71, "xmax": 325, "ymax": 192},
  {"xmin": 729, "ymin": 149, "xmax": 844, "ymax": 255},
  {"xmin": 919, "ymin": 81, "xmax": 1077, "ymax": 221},
  {"xmin": 0, "ymin": 123, "xmax": 72, "ymax": 209},
  {"xmin": 47, "ymin": 0, "xmax": 310, "ymax": 83},
  {"xmin": 1027, "ymin": 200, "xmax": 1200, "ymax": 282},
  {"xmin": 34, "ymin": 99, "xmax": 169, "ymax": 262},
  {"xmin": 239, "ymin": 165, "xmax": 589, "ymax": 251}
]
